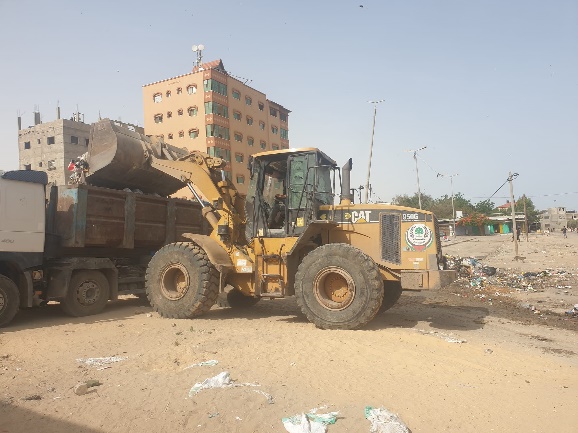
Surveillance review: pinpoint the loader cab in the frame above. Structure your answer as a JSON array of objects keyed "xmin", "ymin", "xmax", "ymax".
[{"xmin": 245, "ymin": 148, "xmax": 336, "ymax": 240}]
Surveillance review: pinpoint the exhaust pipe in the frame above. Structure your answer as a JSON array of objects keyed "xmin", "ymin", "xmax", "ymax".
[{"xmin": 340, "ymin": 158, "xmax": 353, "ymax": 205}]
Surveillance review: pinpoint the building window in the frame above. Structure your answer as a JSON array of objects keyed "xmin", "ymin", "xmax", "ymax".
[
  {"xmin": 247, "ymin": 137, "xmax": 254, "ymax": 146},
  {"xmin": 208, "ymin": 146, "xmax": 231, "ymax": 162},
  {"xmin": 24, "ymin": 141, "xmax": 30, "ymax": 149},
  {"xmin": 176, "ymin": 87, "xmax": 182, "ymax": 94},
  {"xmin": 205, "ymin": 101, "xmax": 228, "ymax": 118},
  {"xmin": 71, "ymin": 135, "xmax": 79, "ymax": 144},
  {"xmin": 233, "ymin": 111, "xmax": 241, "ymax": 121},
  {"xmin": 270, "ymin": 107, "xmax": 277, "ymax": 117},
  {"xmin": 85, "ymin": 138, "xmax": 89, "ymax": 146},
  {"xmin": 258, "ymin": 102, "xmax": 264, "ymax": 111},
  {"xmin": 271, "ymin": 126, "xmax": 278, "ymax": 134},
  {"xmin": 153, "ymin": 93, "xmax": 162, "ymax": 103},
  {"xmin": 187, "ymin": 85, "xmax": 197, "ymax": 94},
  {"xmin": 177, "ymin": 109, "xmax": 183, "ymax": 116},
  {"xmin": 24, "ymin": 164, "xmax": 31, "ymax": 170},
  {"xmin": 47, "ymin": 160, "xmax": 56, "ymax": 170},
  {"xmin": 188, "ymin": 106, "xmax": 198, "ymax": 116},
  {"xmin": 245, "ymin": 96, "xmax": 252, "ymax": 106},
  {"xmin": 203, "ymin": 79, "xmax": 227, "ymax": 96},
  {"xmin": 154, "ymin": 114, "xmax": 163, "ymax": 123},
  {"xmin": 37, "ymin": 139, "xmax": 41, "ymax": 144},
  {"xmin": 234, "ymin": 132, "xmax": 243, "ymax": 142},
  {"xmin": 259, "ymin": 121, "xmax": 265, "ymax": 131},
  {"xmin": 236, "ymin": 175, "xmax": 245, "ymax": 184},
  {"xmin": 179, "ymin": 130, "xmax": 184, "ymax": 138},
  {"xmin": 281, "ymin": 144, "xmax": 288, "ymax": 149},
  {"xmin": 281, "ymin": 128, "xmax": 289, "ymax": 140},
  {"xmin": 38, "ymin": 162, "xmax": 42, "ymax": 167},
  {"xmin": 246, "ymin": 116, "xmax": 253, "ymax": 125},
  {"xmin": 280, "ymin": 112, "xmax": 288, "ymax": 122},
  {"xmin": 188, "ymin": 129, "xmax": 199, "ymax": 139},
  {"xmin": 47, "ymin": 136, "xmax": 55, "ymax": 145},
  {"xmin": 272, "ymin": 144, "xmax": 279, "ymax": 150},
  {"xmin": 167, "ymin": 111, "xmax": 172, "ymax": 118},
  {"xmin": 235, "ymin": 153, "xmax": 244, "ymax": 163},
  {"xmin": 206, "ymin": 125, "xmax": 230, "ymax": 140},
  {"xmin": 260, "ymin": 140, "xmax": 266, "ymax": 150},
  {"xmin": 232, "ymin": 89, "xmax": 241, "ymax": 100},
  {"xmin": 168, "ymin": 133, "xmax": 173, "ymax": 139},
  {"xmin": 166, "ymin": 90, "xmax": 171, "ymax": 98}
]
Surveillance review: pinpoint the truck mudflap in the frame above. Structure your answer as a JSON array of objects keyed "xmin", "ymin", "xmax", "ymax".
[{"xmin": 400, "ymin": 269, "xmax": 458, "ymax": 290}]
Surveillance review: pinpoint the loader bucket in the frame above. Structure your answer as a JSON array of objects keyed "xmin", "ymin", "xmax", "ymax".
[{"xmin": 86, "ymin": 119, "xmax": 189, "ymax": 196}]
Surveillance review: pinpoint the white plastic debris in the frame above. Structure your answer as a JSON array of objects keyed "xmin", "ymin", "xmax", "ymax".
[
  {"xmin": 189, "ymin": 371, "xmax": 232, "ymax": 397},
  {"xmin": 183, "ymin": 360, "xmax": 219, "ymax": 369},
  {"xmin": 365, "ymin": 406, "xmax": 410, "ymax": 433},
  {"xmin": 253, "ymin": 389, "xmax": 274, "ymax": 404},
  {"xmin": 76, "ymin": 356, "xmax": 128, "ymax": 367},
  {"xmin": 282, "ymin": 410, "xmax": 338, "ymax": 433}
]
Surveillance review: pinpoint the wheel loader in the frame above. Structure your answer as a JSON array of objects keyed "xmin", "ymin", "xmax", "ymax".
[{"xmin": 87, "ymin": 119, "xmax": 457, "ymax": 329}]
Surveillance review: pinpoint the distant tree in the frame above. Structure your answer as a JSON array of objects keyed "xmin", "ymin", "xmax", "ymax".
[
  {"xmin": 475, "ymin": 199, "xmax": 495, "ymax": 215},
  {"xmin": 391, "ymin": 193, "xmax": 434, "ymax": 210},
  {"xmin": 568, "ymin": 220, "xmax": 577, "ymax": 230},
  {"xmin": 514, "ymin": 195, "xmax": 540, "ymax": 224},
  {"xmin": 456, "ymin": 211, "xmax": 490, "ymax": 236}
]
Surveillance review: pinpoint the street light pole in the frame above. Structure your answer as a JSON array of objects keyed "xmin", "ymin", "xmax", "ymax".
[
  {"xmin": 438, "ymin": 173, "xmax": 459, "ymax": 236},
  {"xmin": 508, "ymin": 172, "xmax": 520, "ymax": 259},
  {"xmin": 365, "ymin": 99, "xmax": 384, "ymax": 204},
  {"xmin": 406, "ymin": 146, "xmax": 427, "ymax": 209}
]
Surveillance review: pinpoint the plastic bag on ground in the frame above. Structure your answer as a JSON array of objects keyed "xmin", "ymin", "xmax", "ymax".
[
  {"xmin": 282, "ymin": 410, "xmax": 338, "ymax": 433},
  {"xmin": 188, "ymin": 371, "xmax": 231, "ymax": 397},
  {"xmin": 365, "ymin": 406, "xmax": 410, "ymax": 433}
]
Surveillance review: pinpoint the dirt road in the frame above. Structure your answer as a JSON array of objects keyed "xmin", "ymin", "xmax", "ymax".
[{"xmin": 1, "ymin": 232, "xmax": 577, "ymax": 433}]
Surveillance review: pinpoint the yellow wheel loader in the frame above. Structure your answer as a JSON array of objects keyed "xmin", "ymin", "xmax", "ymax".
[{"xmin": 88, "ymin": 120, "xmax": 456, "ymax": 329}]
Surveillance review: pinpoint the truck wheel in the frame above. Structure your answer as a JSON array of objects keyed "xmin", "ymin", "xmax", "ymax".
[
  {"xmin": 61, "ymin": 270, "xmax": 110, "ymax": 317},
  {"xmin": 295, "ymin": 244, "xmax": 384, "ymax": 330},
  {"xmin": 217, "ymin": 288, "xmax": 260, "ymax": 308},
  {"xmin": 379, "ymin": 281, "xmax": 403, "ymax": 313},
  {"xmin": 0, "ymin": 275, "xmax": 20, "ymax": 327},
  {"xmin": 145, "ymin": 242, "xmax": 219, "ymax": 319}
]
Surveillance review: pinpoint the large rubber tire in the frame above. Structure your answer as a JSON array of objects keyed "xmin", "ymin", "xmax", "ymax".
[
  {"xmin": 60, "ymin": 270, "xmax": 110, "ymax": 317},
  {"xmin": 0, "ymin": 275, "xmax": 20, "ymax": 327},
  {"xmin": 379, "ymin": 281, "xmax": 403, "ymax": 313},
  {"xmin": 295, "ymin": 244, "xmax": 384, "ymax": 330},
  {"xmin": 145, "ymin": 242, "xmax": 219, "ymax": 319},
  {"xmin": 217, "ymin": 288, "xmax": 260, "ymax": 308}
]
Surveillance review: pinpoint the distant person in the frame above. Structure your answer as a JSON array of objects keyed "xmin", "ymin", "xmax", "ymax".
[
  {"xmin": 516, "ymin": 226, "xmax": 522, "ymax": 241},
  {"xmin": 562, "ymin": 226, "xmax": 567, "ymax": 238}
]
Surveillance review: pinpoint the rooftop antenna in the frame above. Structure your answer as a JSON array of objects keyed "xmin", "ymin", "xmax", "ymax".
[{"xmin": 192, "ymin": 44, "xmax": 205, "ymax": 69}]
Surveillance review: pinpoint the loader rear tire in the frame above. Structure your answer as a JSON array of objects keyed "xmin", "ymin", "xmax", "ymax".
[
  {"xmin": 295, "ymin": 244, "xmax": 384, "ymax": 330},
  {"xmin": 146, "ymin": 242, "xmax": 219, "ymax": 319},
  {"xmin": 379, "ymin": 281, "xmax": 403, "ymax": 313},
  {"xmin": 60, "ymin": 270, "xmax": 110, "ymax": 317},
  {"xmin": 0, "ymin": 275, "xmax": 20, "ymax": 327},
  {"xmin": 217, "ymin": 288, "xmax": 260, "ymax": 308}
]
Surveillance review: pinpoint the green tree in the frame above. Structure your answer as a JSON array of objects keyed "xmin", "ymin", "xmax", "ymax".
[
  {"xmin": 514, "ymin": 195, "xmax": 540, "ymax": 224},
  {"xmin": 475, "ymin": 199, "xmax": 495, "ymax": 215},
  {"xmin": 391, "ymin": 193, "xmax": 434, "ymax": 210}
]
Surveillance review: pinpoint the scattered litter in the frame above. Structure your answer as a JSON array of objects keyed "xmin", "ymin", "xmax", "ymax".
[
  {"xmin": 208, "ymin": 412, "xmax": 219, "ymax": 418},
  {"xmin": 74, "ymin": 379, "xmax": 103, "ymax": 396},
  {"xmin": 187, "ymin": 371, "xmax": 261, "ymax": 398},
  {"xmin": 253, "ymin": 389, "xmax": 274, "ymax": 404},
  {"xmin": 416, "ymin": 329, "xmax": 466, "ymax": 344},
  {"xmin": 146, "ymin": 313, "xmax": 153, "ymax": 318},
  {"xmin": 565, "ymin": 304, "xmax": 578, "ymax": 317},
  {"xmin": 282, "ymin": 409, "xmax": 338, "ymax": 433},
  {"xmin": 235, "ymin": 417, "xmax": 242, "ymax": 421},
  {"xmin": 22, "ymin": 394, "xmax": 42, "ymax": 401},
  {"xmin": 183, "ymin": 360, "xmax": 219, "ymax": 369},
  {"xmin": 365, "ymin": 406, "xmax": 410, "ymax": 433},
  {"xmin": 76, "ymin": 356, "xmax": 128, "ymax": 367}
]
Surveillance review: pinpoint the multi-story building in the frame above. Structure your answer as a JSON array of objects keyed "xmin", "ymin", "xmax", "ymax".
[
  {"xmin": 142, "ymin": 59, "xmax": 290, "ymax": 194},
  {"xmin": 18, "ymin": 110, "xmax": 143, "ymax": 185},
  {"xmin": 540, "ymin": 207, "xmax": 568, "ymax": 231}
]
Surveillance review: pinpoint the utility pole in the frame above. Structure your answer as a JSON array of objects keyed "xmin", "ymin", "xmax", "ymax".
[
  {"xmin": 438, "ymin": 173, "xmax": 459, "ymax": 236},
  {"xmin": 508, "ymin": 172, "xmax": 519, "ymax": 258},
  {"xmin": 406, "ymin": 146, "xmax": 427, "ymax": 209},
  {"xmin": 523, "ymin": 194, "xmax": 529, "ymax": 242},
  {"xmin": 365, "ymin": 100, "xmax": 384, "ymax": 203}
]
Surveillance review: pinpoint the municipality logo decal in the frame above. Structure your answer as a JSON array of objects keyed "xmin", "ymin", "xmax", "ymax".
[{"xmin": 405, "ymin": 224, "xmax": 433, "ymax": 251}]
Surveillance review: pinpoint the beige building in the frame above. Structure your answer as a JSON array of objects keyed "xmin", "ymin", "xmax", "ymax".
[
  {"xmin": 142, "ymin": 59, "xmax": 290, "ymax": 194},
  {"xmin": 18, "ymin": 110, "xmax": 143, "ymax": 186}
]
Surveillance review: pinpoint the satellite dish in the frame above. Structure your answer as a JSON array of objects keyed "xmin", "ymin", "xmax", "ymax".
[
  {"xmin": 198, "ymin": 44, "xmax": 205, "ymax": 50},
  {"xmin": 192, "ymin": 45, "xmax": 198, "ymax": 52}
]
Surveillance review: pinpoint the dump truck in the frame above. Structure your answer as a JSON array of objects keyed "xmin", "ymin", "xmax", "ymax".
[
  {"xmin": 0, "ymin": 144, "xmax": 207, "ymax": 326},
  {"xmin": 85, "ymin": 119, "xmax": 457, "ymax": 330}
]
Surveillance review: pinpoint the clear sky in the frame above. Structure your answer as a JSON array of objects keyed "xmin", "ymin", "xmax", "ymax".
[{"xmin": 0, "ymin": 0, "xmax": 576, "ymax": 210}]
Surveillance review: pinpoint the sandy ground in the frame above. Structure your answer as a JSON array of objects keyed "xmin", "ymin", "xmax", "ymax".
[{"xmin": 1, "ymin": 232, "xmax": 577, "ymax": 433}]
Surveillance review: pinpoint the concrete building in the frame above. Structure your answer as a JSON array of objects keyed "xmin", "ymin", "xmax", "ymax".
[
  {"xmin": 142, "ymin": 59, "xmax": 290, "ymax": 194},
  {"xmin": 540, "ymin": 207, "xmax": 569, "ymax": 232},
  {"xmin": 18, "ymin": 110, "xmax": 143, "ymax": 186}
]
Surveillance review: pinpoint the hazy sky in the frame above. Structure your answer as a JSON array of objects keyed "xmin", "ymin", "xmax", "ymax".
[{"xmin": 0, "ymin": 0, "xmax": 576, "ymax": 210}]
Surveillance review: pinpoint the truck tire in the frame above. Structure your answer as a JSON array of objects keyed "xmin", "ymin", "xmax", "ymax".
[
  {"xmin": 0, "ymin": 275, "xmax": 20, "ymax": 327},
  {"xmin": 145, "ymin": 242, "xmax": 219, "ymax": 319},
  {"xmin": 379, "ymin": 281, "xmax": 403, "ymax": 313},
  {"xmin": 61, "ymin": 270, "xmax": 110, "ymax": 317},
  {"xmin": 217, "ymin": 288, "xmax": 260, "ymax": 308},
  {"xmin": 295, "ymin": 244, "xmax": 384, "ymax": 330}
]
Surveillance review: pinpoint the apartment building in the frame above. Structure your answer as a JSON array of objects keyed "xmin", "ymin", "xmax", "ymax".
[
  {"xmin": 142, "ymin": 59, "xmax": 290, "ymax": 194},
  {"xmin": 540, "ymin": 207, "xmax": 568, "ymax": 231}
]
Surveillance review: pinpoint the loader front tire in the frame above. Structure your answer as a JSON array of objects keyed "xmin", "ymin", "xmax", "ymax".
[
  {"xmin": 146, "ymin": 242, "xmax": 219, "ymax": 319},
  {"xmin": 0, "ymin": 275, "xmax": 20, "ymax": 327},
  {"xmin": 295, "ymin": 244, "xmax": 383, "ymax": 330}
]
